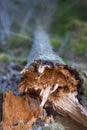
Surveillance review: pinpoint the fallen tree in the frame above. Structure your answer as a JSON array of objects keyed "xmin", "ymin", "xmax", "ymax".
[{"xmin": 2, "ymin": 27, "xmax": 87, "ymax": 129}]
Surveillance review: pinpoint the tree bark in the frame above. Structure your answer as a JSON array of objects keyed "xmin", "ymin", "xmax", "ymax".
[
  {"xmin": 26, "ymin": 26, "xmax": 64, "ymax": 67},
  {"xmin": 2, "ymin": 27, "xmax": 87, "ymax": 129}
]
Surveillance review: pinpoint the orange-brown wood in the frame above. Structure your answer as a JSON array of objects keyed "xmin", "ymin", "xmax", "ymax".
[{"xmin": 3, "ymin": 91, "xmax": 42, "ymax": 130}]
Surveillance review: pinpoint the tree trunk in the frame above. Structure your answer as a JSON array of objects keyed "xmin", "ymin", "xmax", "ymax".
[
  {"xmin": 2, "ymin": 27, "xmax": 87, "ymax": 129},
  {"xmin": 26, "ymin": 26, "xmax": 64, "ymax": 67}
]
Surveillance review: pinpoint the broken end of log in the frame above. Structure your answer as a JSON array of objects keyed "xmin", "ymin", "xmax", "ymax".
[
  {"xmin": 18, "ymin": 59, "xmax": 87, "ymax": 127},
  {"xmin": 19, "ymin": 59, "xmax": 84, "ymax": 104}
]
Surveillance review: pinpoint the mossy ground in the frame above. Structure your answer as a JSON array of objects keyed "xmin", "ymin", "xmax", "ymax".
[{"xmin": 51, "ymin": 20, "xmax": 87, "ymax": 62}]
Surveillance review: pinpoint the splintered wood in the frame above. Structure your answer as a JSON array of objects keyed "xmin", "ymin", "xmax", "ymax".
[
  {"xmin": 2, "ymin": 60, "xmax": 87, "ymax": 129},
  {"xmin": 3, "ymin": 90, "xmax": 42, "ymax": 130}
]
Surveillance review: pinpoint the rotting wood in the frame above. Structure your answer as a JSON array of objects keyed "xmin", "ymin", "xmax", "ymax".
[
  {"xmin": 19, "ymin": 61, "xmax": 87, "ymax": 127},
  {"xmin": 2, "ymin": 27, "xmax": 87, "ymax": 129},
  {"xmin": 3, "ymin": 91, "xmax": 43, "ymax": 130}
]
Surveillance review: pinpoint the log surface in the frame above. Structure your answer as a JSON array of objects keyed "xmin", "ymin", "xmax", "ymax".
[{"xmin": 26, "ymin": 26, "xmax": 64, "ymax": 67}]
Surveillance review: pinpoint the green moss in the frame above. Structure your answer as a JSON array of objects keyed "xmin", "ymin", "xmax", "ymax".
[
  {"xmin": 72, "ymin": 20, "xmax": 87, "ymax": 28},
  {"xmin": 2, "ymin": 35, "xmax": 31, "ymax": 58},
  {"xmin": 0, "ymin": 53, "xmax": 27, "ymax": 64},
  {"xmin": 7, "ymin": 36, "xmax": 31, "ymax": 50},
  {"xmin": 80, "ymin": 28, "xmax": 87, "ymax": 36},
  {"xmin": 64, "ymin": 20, "xmax": 87, "ymax": 60},
  {"xmin": 51, "ymin": 0, "xmax": 78, "ymax": 36},
  {"xmin": 51, "ymin": 38, "xmax": 62, "ymax": 50},
  {"xmin": 8, "ymin": 35, "xmax": 31, "ymax": 46},
  {"xmin": 9, "ymin": 37, "xmax": 22, "ymax": 46},
  {"xmin": 0, "ymin": 35, "xmax": 31, "ymax": 63},
  {"xmin": 0, "ymin": 89, "xmax": 2, "ymax": 93},
  {"xmin": 74, "ymin": 43, "xmax": 87, "ymax": 55},
  {"xmin": 0, "ymin": 54, "xmax": 14, "ymax": 63}
]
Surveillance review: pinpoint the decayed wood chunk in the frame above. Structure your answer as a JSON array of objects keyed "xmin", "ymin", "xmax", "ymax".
[
  {"xmin": 3, "ymin": 91, "xmax": 42, "ymax": 130},
  {"xmin": 18, "ymin": 60, "xmax": 87, "ymax": 127},
  {"xmin": 19, "ymin": 63, "xmax": 79, "ymax": 95},
  {"xmin": 19, "ymin": 62, "xmax": 80, "ymax": 107}
]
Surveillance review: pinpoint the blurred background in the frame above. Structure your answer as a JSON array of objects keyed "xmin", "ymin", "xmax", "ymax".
[{"xmin": 0, "ymin": 0, "xmax": 87, "ymax": 101}]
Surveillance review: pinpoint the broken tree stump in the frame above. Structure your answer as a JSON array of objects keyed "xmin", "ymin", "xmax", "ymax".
[{"xmin": 2, "ymin": 27, "xmax": 87, "ymax": 129}]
